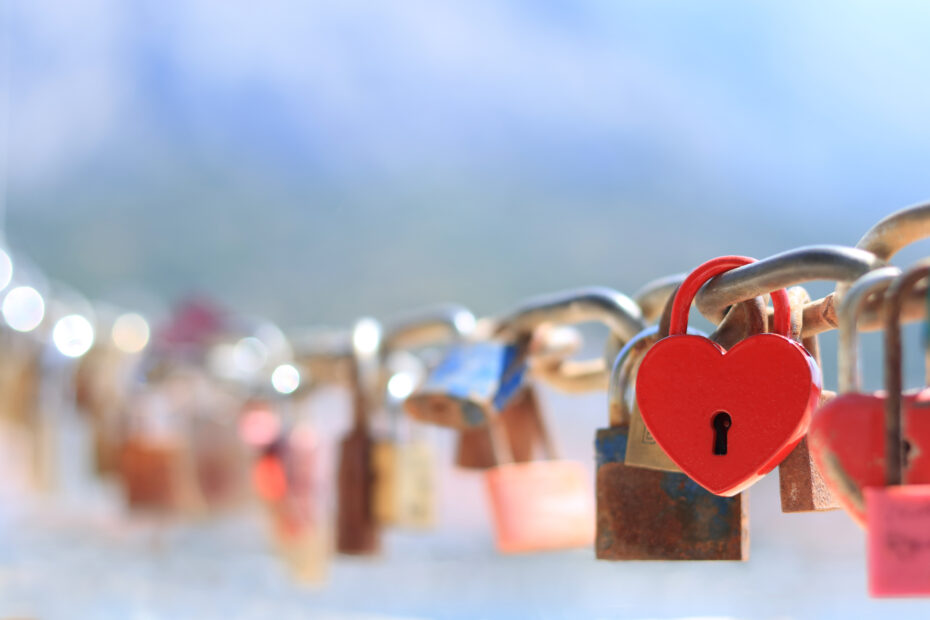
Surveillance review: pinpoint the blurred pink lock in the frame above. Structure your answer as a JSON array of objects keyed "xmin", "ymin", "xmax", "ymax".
[
  {"xmin": 485, "ymin": 460, "xmax": 595, "ymax": 554},
  {"xmin": 866, "ymin": 485, "xmax": 930, "ymax": 597}
]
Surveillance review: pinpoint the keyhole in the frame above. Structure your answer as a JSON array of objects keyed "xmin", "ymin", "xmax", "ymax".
[{"xmin": 712, "ymin": 412, "xmax": 731, "ymax": 456}]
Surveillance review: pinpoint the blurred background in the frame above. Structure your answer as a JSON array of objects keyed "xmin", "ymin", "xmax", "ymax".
[{"xmin": 3, "ymin": 1, "xmax": 930, "ymax": 618}]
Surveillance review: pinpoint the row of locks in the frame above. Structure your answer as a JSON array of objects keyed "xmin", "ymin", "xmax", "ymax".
[{"xmin": 4, "ymin": 202, "xmax": 930, "ymax": 599}]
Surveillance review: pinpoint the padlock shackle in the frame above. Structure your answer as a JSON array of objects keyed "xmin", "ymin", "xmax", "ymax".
[
  {"xmin": 670, "ymin": 256, "xmax": 792, "ymax": 337},
  {"xmin": 381, "ymin": 303, "xmax": 476, "ymax": 356},
  {"xmin": 882, "ymin": 260, "xmax": 930, "ymax": 485},
  {"xmin": 694, "ymin": 245, "xmax": 882, "ymax": 323},
  {"xmin": 608, "ymin": 326, "xmax": 661, "ymax": 427},
  {"xmin": 495, "ymin": 286, "xmax": 645, "ymax": 343},
  {"xmin": 837, "ymin": 266, "xmax": 901, "ymax": 394}
]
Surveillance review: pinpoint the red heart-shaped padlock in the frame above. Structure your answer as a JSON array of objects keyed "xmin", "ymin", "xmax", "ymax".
[
  {"xmin": 809, "ymin": 388, "xmax": 930, "ymax": 526},
  {"xmin": 635, "ymin": 256, "xmax": 822, "ymax": 496}
]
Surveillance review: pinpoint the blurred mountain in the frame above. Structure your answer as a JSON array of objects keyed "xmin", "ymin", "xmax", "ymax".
[{"xmin": 4, "ymin": 1, "xmax": 930, "ymax": 330}]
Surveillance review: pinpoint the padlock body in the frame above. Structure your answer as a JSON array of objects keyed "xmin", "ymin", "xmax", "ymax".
[
  {"xmin": 372, "ymin": 440, "xmax": 399, "ymax": 525},
  {"xmin": 120, "ymin": 437, "xmax": 187, "ymax": 512},
  {"xmin": 595, "ymin": 426, "xmax": 748, "ymax": 560},
  {"xmin": 636, "ymin": 333, "xmax": 821, "ymax": 496},
  {"xmin": 336, "ymin": 430, "xmax": 379, "ymax": 555},
  {"xmin": 484, "ymin": 460, "xmax": 594, "ymax": 554},
  {"xmin": 866, "ymin": 485, "xmax": 930, "ymax": 597},
  {"xmin": 404, "ymin": 342, "xmax": 526, "ymax": 429},
  {"xmin": 778, "ymin": 436, "xmax": 838, "ymax": 512},
  {"xmin": 395, "ymin": 440, "xmax": 436, "ymax": 529},
  {"xmin": 810, "ymin": 390, "xmax": 930, "ymax": 525}
]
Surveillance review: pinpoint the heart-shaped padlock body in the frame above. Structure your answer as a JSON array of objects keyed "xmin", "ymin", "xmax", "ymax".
[
  {"xmin": 808, "ymin": 390, "xmax": 930, "ymax": 525},
  {"xmin": 636, "ymin": 333, "xmax": 821, "ymax": 496}
]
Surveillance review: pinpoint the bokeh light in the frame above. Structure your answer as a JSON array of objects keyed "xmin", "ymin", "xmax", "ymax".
[
  {"xmin": 52, "ymin": 314, "xmax": 95, "ymax": 358},
  {"xmin": 2, "ymin": 286, "xmax": 45, "ymax": 332}
]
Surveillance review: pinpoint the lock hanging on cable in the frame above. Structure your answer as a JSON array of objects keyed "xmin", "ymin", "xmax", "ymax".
[
  {"xmin": 597, "ymin": 316, "xmax": 748, "ymax": 561},
  {"xmin": 865, "ymin": 261, "xmax": 930, "ymax": 597},
  {"xmin": 810, "ymin": 265, "xmax": 930, "ymax": 527},
  {"xmin": 636, "ymin": 256, "xmax": 822, "ymax": 497}
]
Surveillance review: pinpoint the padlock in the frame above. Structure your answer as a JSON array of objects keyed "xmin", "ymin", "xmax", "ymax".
[
  {"xmin": 404, "ymin": 339, "xmax": 530, "ymax": 429},
  {"xmin": 336, "ymin": 318, "xmax": 381, "ymax": 555},
  {"xmin": 810, "ymin": 265, "xmax": 930, "ymax": 526},
  {"xmin": 119, "ymin": 382, "xmax": 201, "ymax": 514},
  {"xmin": 778, "ymin": 285, "xmax": 839, "ymax": 513},
  {"xmin": 371, "ymin": 306, "xmax": 476, "ymax": 526},
  {"xmin": 866, "ymin": 261, "xmax": 930, "ymax": 597},
  {"xmin": 636, "ymin": 256, "xmax": 821, "ymax": 496},
  {"xmin": 809, "ymin": 266, "xmax": 930, "ymax": 524},
  {"xmin": 454, "ymin": 325, "xmax": 581, "ymax": 469},
  {"xmin": 407, "ymin": 288, "xmax": 644, "ymax": 428},
  {"xmin": 483, "ymin": 383, "xmax": 595, "ymax": 554},
  {"xmin": 597, "ymin": 323, "xmax": 748, "ymax": 561},
  {"xmin": 624, "ymin": 283, "xmax": 765, "ymax": 472}
]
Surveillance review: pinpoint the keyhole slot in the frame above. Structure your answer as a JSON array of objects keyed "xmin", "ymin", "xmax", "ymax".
[{"xmin": 712, "ymin": 411, "xmax": 731, "ymax": 456}]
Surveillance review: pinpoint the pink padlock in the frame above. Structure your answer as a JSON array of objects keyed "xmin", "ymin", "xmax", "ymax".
[{"xmin": 866, "ymin": 260, "xmax": 930, "ymax": 597}]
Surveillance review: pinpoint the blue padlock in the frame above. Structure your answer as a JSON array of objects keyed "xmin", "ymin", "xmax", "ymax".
[{"xmin": 404, "ymin": 340, "xmax": 528, "ymax": 429}]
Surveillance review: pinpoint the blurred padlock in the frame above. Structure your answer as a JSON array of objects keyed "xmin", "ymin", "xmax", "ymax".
[
  {"xmin": 372, "ymin": 306, "xmax": 476, "ymax": 526},
  {"xmin": 454, "ymin": 324, "xmax": 580, "ymax": 469},
  {"xmin": 336, "ymin": 318, "xmax": 381, "ymax": 555},
  {"xmin": 484, "ymin": 383, "xmax": 595, "ymax": 554},
  {"xmin": 597, "ymin": 298, "xmax": 749, "ymax": 561},
  {"xmin": 867, "ymin": 262, "xmax": 930, "ymax": 597},
  {"xmin": 404, "ymin": 339, "xmax": 529, "ymax": 429},
  {"xmin": 778, "ymin": 285, "xmax": 839, "ymax": 513}
]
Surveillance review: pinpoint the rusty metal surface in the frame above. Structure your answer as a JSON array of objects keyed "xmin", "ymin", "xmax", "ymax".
[
  {"xmin": 778, "ymin": 287, "xmax": 840, "ymax": 513},
  {"xmin": 453, "ymin": 387, "xmax": 545, "ymax": 468},
  {"xmin": 779, "ymin": 436, "xmax": 837, "ymax": 513},
  {"xmin": 882, "ymin": 260, "xmax": 930, "ymax": 485},
  {"xmin": 335, "ymin": 429, "xmax": 379, "ymax": 555},
  {"xmin": 594, "ymin": 426, "xmax": 748, "ymax": 561}
]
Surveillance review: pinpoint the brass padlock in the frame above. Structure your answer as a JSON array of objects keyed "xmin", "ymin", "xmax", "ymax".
[
  {"xmin": 372, "ymin": 306, "xmax": 477, "ymax": 525},
  {"xmin": 778, "ymin": 285, "xmax": 839, "ymax": 513},
  {"xmin": 597, "ymin": 314, "xmax": 748, "ymax": 561}
]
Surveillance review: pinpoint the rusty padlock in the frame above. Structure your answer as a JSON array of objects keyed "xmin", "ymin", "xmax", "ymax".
[
  {"xmin": 596, "ymin": 298, "xmax": 749, "ymax": 560},
  {"xmin": 777, "ymin": 285, "xmax": 839, "ymax": 513},
  {"xmin": 336, "ymin": 317, "xmax": 381, "ymax": 555},
  {"xmin": 866, "ymin": 261, "xmax": 930, "ymax": 597},
  {"xmin": 483, "ymin": 382, "xmax": 595, "ymax": 554}
]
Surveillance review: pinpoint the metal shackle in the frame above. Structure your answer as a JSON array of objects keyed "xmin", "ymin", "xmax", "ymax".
[
  {"xmin": 495, "ymin": 287, "xmax": 646, "ymax": 393},
  {"xmin": 693, "ymin": 245, "xmax": 881, "ymax": 324},
  {"xmin": 836, "ymin": 266, "xmax": 902, "ymax": 394}
]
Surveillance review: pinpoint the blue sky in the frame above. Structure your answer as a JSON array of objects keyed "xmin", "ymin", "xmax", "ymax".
[{"xmin": 3, "ymin": 1, "xmax": 930, "ymax": 325}]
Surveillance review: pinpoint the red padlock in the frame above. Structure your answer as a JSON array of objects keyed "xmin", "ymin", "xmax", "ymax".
[
  {"xmin": 865, "ymin": 261, "xmax": 930, "ymax": 597},
  {"xmin": 810, "ymin": 265, "xmax": 930, "ymax": 527},
  {"xmin": 635, "ymin": 256, "xmax": 822, "ymax": 496}
]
